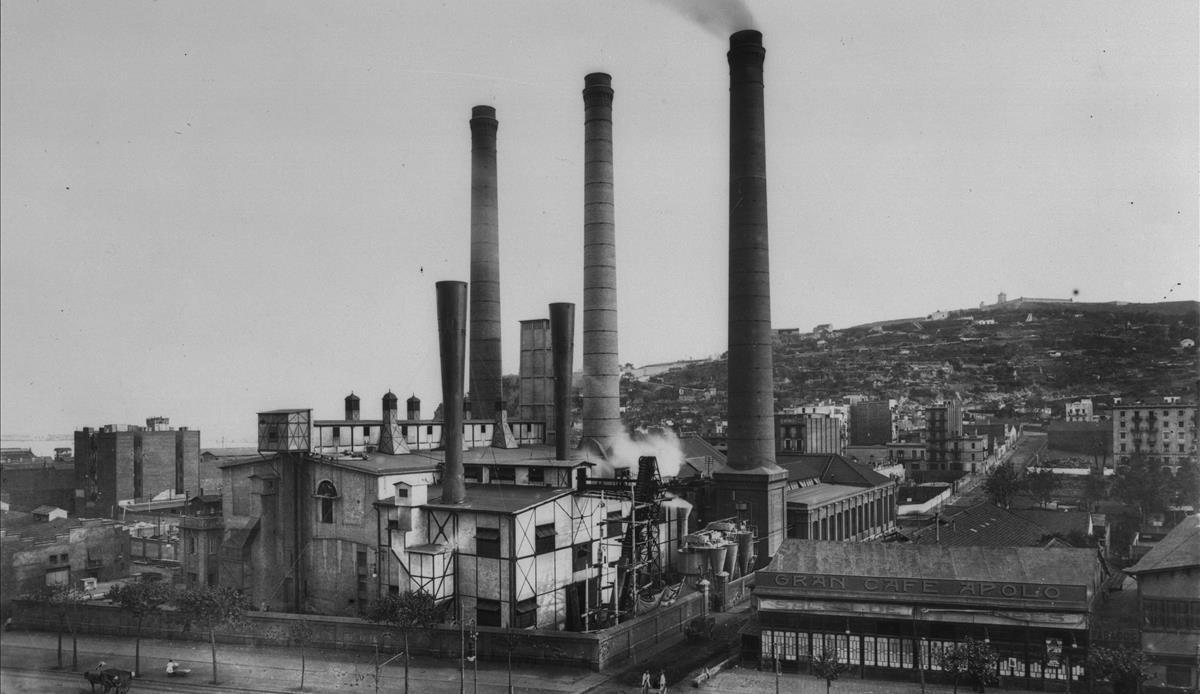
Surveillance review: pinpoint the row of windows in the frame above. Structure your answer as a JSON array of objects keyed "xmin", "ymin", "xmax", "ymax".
[
  {"xmin": 1143, "ymin": 599, "xmax": 1200, "ymax": 631},
  {"xmin": 477, "ymin": 597, "xmax": 536, "ymax": 628},
  {"xmin": 1119, "ymin": 409, "xmax": 1193, "ymax": 418},
  {"xmin": 475, "ymin": 524, "xmax": 563, "ymax": 557},
  {"xmin": 761, "ymin": 630, "xmax": 1080, "ymax": 681},
  {"xmin": 1119, "ymin": 431, "xmax": 1192, "ymax": 440},
  {"xmin": 1118, "ymin": 442, "xmax": 1191, "ymax": 453}
]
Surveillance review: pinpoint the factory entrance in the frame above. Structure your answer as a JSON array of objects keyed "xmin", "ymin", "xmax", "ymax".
[{"xmin": 566, "ymin": 577, "xmax": 602, "ymax": 632}]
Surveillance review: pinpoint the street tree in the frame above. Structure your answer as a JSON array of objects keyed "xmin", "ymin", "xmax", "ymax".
[
  {"xmin": 934, "ymin": 643, "xmax": 970, "ymax": 694},
  {"xmin": 364, "ymin": 591, "xmax": 442, "ymax": 694},
  {"xmin": 1025, "ymin": 469, "xmax": 1060, "ymax": 508},
  {"xmin": 961, "ymin": 638, "xmax": 999, "ymax": 693},
  {"xmin": 266, "ymin": 618, "xmax": 315, "ymax": 691},
  {"xmin": 175, "ymin": 585, "xmax": 251, "ymax": 684},
  {"xmin": 24, "ymin": 585, "xmax": 88, "ymax": 669},
  {"xmin": 1111, "ymin": 454, "xmax": 1170, "ymax": 521},
  {"xmin": 1088, "ymin": 646, "xmax": 1151, "ymax": 694},
  {"xmin": 984, "ymin": 462, "xmax": 1023, "ymax": 509},
  {"xmin": 809, "ymin": 648, "xmax": 850, "ymax": 694},
  {"xmin": 106, "ymin": 580, "xmax": 173, "ymax": 674}
]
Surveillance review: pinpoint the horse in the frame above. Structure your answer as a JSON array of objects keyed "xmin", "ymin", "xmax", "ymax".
[{"xmin": 83, "ymin": 667, "xmax": 134, "ymax": 694}]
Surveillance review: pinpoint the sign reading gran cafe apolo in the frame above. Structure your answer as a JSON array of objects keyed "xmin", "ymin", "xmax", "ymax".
[{"xmin": 749, "ymin": 541, "xmax": 1101, "ymax": 690}]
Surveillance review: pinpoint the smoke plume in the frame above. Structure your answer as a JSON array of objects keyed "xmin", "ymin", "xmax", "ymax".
[
  {"xmin": 654, "ymin": 0, "xmax": 755, "ymax": 36},
  {"xmin": 606, "ymin": 427, "xmax": 685, "ymax": 478}
]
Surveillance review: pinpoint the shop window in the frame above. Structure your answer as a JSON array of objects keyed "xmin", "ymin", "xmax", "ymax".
[
  {"xmin": 476, "ymin": 527, "xmax": 500, "ymax": 558},
  {"xmin": 535, "ymin": 523, "xmax": 556, "ymax": 554},
  {"xmin": 1165, "ymin": 665, "xmax": 1192, "ymax": 687},
  {"xmin": 477, "ymin": 599, "xmax": 501, "ymax": 627},
  {"xmin": 513, "ymin": 598, "xmax": 537, "ymax": 628}
]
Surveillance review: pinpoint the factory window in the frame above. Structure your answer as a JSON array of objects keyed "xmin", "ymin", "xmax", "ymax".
[
  {"xmin": 535, "ymin": 523, "xmax": 556, "ymax": 554},
  {"xmin": 573, "ymin": 543, "xmax": 591, "ymax": 572},
  {"xmin": 332, "ymin": 426, "xmax": 341, "ymax": 439},
  {"xmin": 464, "ymin": 465, "xmax": 482, "ymax": 482},
  {"xmin": 476, "ymin": 527, "xmax": 500, "ymax": 558},
  {"xmin": 481, "ymin": 424, "xmax": 488, "ymax": 434},
  {"xmin": 528, "ymin": 467, "xmax": 544, "ymax": 484},
  {"xmin": 401, "ymin": 425, "xmax": 408, "ymax": 436},
  {"xmin": 513, "ymin": 598, "xmax": 538, "ymax": 629},
  {"xmin": 189, "ymin": 536, "xmax": 197, "ymax": 554},
  {"xmin": 363, "ymin": 426, "xmax": 371, "ymax": 436},
  {"xmin": 606, "ymin": 510, "xmax": 623, "ymax": 538},
  {"xmin": 492, "ymin": 466, "xmax": 515, "ymax": 482},
  {"xmin": 316, "ymin": 480, "xmax": 338, "ymax": 524},
  {"xmin": 476, "ymin": 599, "xmax": 501, "ymax": 627},
  {"xmin": 426, "ymin": 425, "xmax": 433, "ymax": 435}
]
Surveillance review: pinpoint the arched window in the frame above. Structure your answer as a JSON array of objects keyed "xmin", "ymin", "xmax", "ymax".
[{"xmin": 316, "ymin": 480, "xmax": 338, "ymax": 524}]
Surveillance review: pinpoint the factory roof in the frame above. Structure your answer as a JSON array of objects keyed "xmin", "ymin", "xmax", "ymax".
[
  {"xmin": 764, "ymin": 539, "xmax": 1099, "ymax": 592},
  {"xmin": 222, "ymin": 444, "xmax": 591, "ymax": 474},
  {"xmin": 423, "ymin": 484, "xmax": 574, "ymax": 515},
  {"xmin": 776, "ymin": 453, "xmax": 894, "ymax": 488},
  {"xmin": 786, "ymin": 483, "xmax": 872, "ymax": 507},
  {"xmin": 1127, "ymin": 514, "xmax": 1200, "ymax": 575}
]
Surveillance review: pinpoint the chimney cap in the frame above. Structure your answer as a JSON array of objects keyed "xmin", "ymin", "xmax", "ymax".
[
  {"xmin": 730, "ymin": 30, "xmax": 763, "ymax": 47},
  {"xmin": 471, "ymin": 105, "xmax": 497, "ymax": 121}
]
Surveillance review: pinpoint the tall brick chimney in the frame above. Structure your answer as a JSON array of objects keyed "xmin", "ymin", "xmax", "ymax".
[
  {"xmin": 714, "ymin": 30, "xmax": 786, "ymax": 568},
  {"xmin": 469, "ymin": 105, "xmax": 504, "ymax": 419},
  {"xmin": 581, "ymin": 73, "xmax": 622, "ymax": 456}
]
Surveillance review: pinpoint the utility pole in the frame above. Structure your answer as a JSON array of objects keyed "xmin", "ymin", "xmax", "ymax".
[{"xmin": 459, "ymin": 604, "xmax": 465, "ymax": 694}]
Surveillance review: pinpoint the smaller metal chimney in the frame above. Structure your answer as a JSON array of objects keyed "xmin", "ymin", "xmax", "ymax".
[
  {"xmin": 407, "ymin": 395, "xmax": 421, "ymax": 421},
  {"xmin": 378, "ymin": 391, "xmax": 410, "ymax": 455},
  {"xmin": 550, "ymin": 302, "xmax": 576, "ymax": 460},
  {"xmin": 437, "ymin": 281, "xmax": 468, "ymax": 504},
  {"xmin": 345, "ymin": 393, "xmax": 360, "ymax": 422}
]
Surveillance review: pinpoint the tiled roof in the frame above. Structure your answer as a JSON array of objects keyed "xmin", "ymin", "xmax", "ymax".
[
  {"xmin": 906, "ymin": 502, "xmax": 1059, "ymax": 547},
  {"xmin": 1127, "ymin": 514, "xmax": 1200, "ymax": 575}
]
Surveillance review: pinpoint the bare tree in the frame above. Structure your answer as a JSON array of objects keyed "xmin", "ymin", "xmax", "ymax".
[
  {"xmin": 106, "ymin": 580, "xmax": 173, "ymax": 674},
  {"xmin": 175, "ymin": 586, "xmax": 251, "ymax": 684}
]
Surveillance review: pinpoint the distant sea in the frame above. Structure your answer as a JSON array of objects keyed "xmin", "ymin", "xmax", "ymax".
[
  {"xmin": 0, "ymin": 436, "xmax": 256, "ymax": 457},
  {"xmin": 0, "ymin": 436, "xmax": 74, "ymax": 457}
]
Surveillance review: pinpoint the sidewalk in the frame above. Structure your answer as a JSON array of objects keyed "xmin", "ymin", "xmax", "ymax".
[
  {"xmin": 0, "ymin": 627, "xmax": 609, "ymax": 693},
  {"xmin": 698, "ymin": 666, "xmax": 1054, "ymax": 694}
]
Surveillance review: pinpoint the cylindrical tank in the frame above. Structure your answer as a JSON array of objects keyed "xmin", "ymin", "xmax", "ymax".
[
  {"xmin": 677, "ymin": 547, "xmax": 703, "ymax": 576},
  {"xmin": 736, "ymin": 531, "xmax": 754, "ymax": 576},
  {"xmin": 707, "ymin": 544, "xmax": 728, "ymax": 576},
  {"xmin": 723, "ymin": 540, "xmax": 740, "ymax": 576}
]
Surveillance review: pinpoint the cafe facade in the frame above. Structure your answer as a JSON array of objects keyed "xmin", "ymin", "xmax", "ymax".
[{"xmin": 749, "ymin": 540, "xmax": 1102, "ymax": 691}]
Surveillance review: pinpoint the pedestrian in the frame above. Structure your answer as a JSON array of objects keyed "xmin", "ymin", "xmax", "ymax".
[
  {"xmin": 640, "ymin": 669, "xmax": 651, "ymax": 694},
  {"xmin": 658, "ymin": 670, "xmax": 667, "ymax": 693}
]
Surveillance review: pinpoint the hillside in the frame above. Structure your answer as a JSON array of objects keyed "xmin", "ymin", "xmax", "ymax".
[{"xmin": 618, "ymin": 300, "xmax": 1199, "ymax": 432}]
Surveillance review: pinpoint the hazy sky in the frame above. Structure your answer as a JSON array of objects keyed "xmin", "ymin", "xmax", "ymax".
[{"xmin": 2, "ymin": 1, "xmax": 1196, "ymax": 444}]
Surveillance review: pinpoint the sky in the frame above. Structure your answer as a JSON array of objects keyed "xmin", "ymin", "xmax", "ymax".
[{"xmin": 2, "ymin": 1, "xmax": 1196, "ymax": 445}]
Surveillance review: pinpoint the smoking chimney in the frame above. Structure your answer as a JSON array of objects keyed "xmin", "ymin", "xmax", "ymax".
[
  {"xmin": 469, "ymin": 105, "xmax": 504, "ymax": 420},
  {"xmin": 581, "ymin": 72, "xmax": 621, "ymax": 455},
  {"xmin": 714, "ymin": 30, "xmax": 786, "ymax": 568},
  {"xmin": 726, "ymin": 30, "xmax": 775, "ymax": 472},
  {"xmin": 550, "ymin": 302, "xmax": 576, "ymax": 460},
  {"xmin": 437, "ymin": 281, "xmax": 468, "ymax": 504}
]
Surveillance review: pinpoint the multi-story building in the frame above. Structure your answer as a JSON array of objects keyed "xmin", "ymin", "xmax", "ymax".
[
  {"xmin": 776, "ymin": 413, "xmax": 846, "ymax": 455},
  {"xmin": 925, "ymin": 396, "xmax": 963, "ymax": 468},
  {"xmin": 74, "ymin": 418, "xmax": 201, "ymax": 515},
  {"xmin": 1125, "ymin": 514, "xmax": 1200, "ymax": 693},
  {"xmin": 1065, "ymin": 398, "xmax": 1094, "ymax": 422},
  {"xmin": 848, "ymin": 400, "xmax": 895, "ymax": 446},
  {"xmin": 1112, "ymin": 398, "xmax": 1199, "ymax": 474}
]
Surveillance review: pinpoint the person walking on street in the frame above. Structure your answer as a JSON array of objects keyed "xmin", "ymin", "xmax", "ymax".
[
  {"xmin": 658, "ymin": 670, "xmax": 667, "ymax": 693},
  {"xmin": 640, "ymin": 669, "xmax": 651, "ymax": 694}
]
